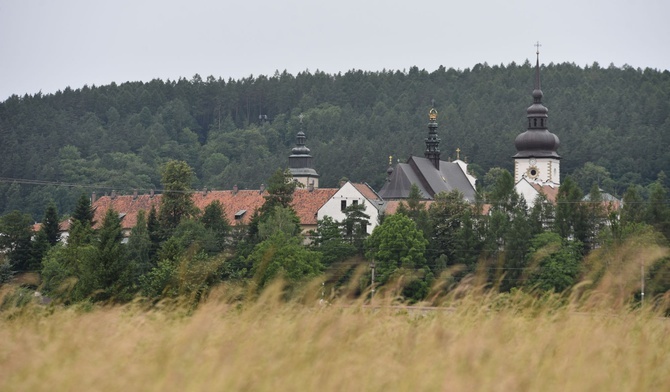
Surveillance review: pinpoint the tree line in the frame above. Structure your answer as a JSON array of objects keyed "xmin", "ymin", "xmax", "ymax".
[{"xmin": 1, "ymin": 160, "xmax": 669, "ymax": 305}]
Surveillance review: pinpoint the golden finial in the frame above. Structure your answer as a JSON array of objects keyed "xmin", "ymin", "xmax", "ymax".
[
  {"xmin": 429, "ymin": 108, "xmax": 437, "ymax": 121},
  {"xmin": 388, "ymin": 155, "xmax": 393, "ymax": 166},
  {"xmin": 456, "ymin": 147, "xmax": 461, "ymax": 160}
]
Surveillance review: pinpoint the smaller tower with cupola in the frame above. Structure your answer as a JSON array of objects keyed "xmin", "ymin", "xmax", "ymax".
[{"xmin": 288, "ymin": 114, "xmax": 320, "ymax": 188}]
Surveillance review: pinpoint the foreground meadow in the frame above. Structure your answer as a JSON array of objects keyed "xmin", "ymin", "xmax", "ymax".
[{"xmin": 1, "ymin": 282, "xmax": 669, "ymax": 392}]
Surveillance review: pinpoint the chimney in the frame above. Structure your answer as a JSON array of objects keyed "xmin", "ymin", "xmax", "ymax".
[
  {"xmin": 259, "ymin": 183, "xmax": 265, "ymax": 194},
  {"xmin": 91, "ymin": 191, "xmax": 97, "ymax": 204},
  {"xmin": 150, "ymin": 189, "xmax": 155, "ymax": 198},
  {"xmin": 132, "ymin": 189, "xmax": 138, "ymax": 200},
  {"xmin": 233, "ymin": 184, "xmax": 238, "ymax": 195},
  {"xmin": 111, "ymin": 190, "xmax": 117, "ymax": 199},
  {"xmin": 308, "ymin": 181, "xmax": 314, "ymax": 192},
  {"xmin": 203, "ymin": 187, "xmax": 208, "ymax": 195}
]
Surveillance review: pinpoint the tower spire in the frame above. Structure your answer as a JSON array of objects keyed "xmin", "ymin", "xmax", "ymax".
[
  {"xmin": 534, "ymin": 41, "xmax": 542, "ymax": 94},
  {"xmin": 424, "ymin": 105, "xmax": 441, "ymax": 169}
]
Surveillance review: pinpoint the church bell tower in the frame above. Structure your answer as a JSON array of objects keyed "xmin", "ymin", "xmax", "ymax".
[
  {"xmin": 513, "ymin": 44, "xmax": 561, "ymax": 185},
  {"xmin": 288, "ymin": 114, "xmax": 320, "ymax": 188}
]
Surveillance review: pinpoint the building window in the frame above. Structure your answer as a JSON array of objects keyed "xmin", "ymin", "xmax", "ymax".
[
  {"xmin": 353, "ymin": 200, "xmax": 358, "ymax": 206},
  {"xmin": 341, "ymin": 200, "xmax": 346, "ymax": 211}
]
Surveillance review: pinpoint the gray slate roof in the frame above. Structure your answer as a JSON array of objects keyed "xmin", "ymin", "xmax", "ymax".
[{"xmin": 378, "ymin": 156, "xmax": 476, "ymax": 202}]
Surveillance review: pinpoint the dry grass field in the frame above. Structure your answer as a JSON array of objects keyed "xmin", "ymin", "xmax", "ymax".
[
  {"xmin": 1, "ymin": 281, "xmax": 670, "ymax": 392},
  {"xmin": 2, "ymin": 237, "xmax": 669, "ymax": 391}
]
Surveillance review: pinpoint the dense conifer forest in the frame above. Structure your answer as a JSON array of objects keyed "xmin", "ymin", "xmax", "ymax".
[{"xmin": 1, "ymin": 61, "xmax": 669, "ymax": 219}]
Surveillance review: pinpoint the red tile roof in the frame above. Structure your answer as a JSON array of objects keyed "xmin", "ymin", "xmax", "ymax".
[
  {"xmin": 191, "ymin": 190, "xmax": 265, "ymax": 226},
  {"xmin": 92, "ymin": 194, "xmax": 161, "ymax": 230},
  {"xmin": 89, "ymin": 188, "xmax": 338, "ymax": 231},
  {"xmin": 352, "ymin": 183, "xmax": 381, "ymax": 201},
  {"xmin": 531, "ymin": 183, "xmax": 560, "ymax": 203},
  {"xmin": 384, "ymin": 200, "xmax": 433, "ymax": 215},
  {"xmin": 291, "ymin": 188, "xmax": 338, "ymax": 225}
]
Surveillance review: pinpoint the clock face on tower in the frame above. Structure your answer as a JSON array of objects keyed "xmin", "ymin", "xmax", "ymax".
[{"xmin": 530, "ymin": 158, "xmax": 537, "ymax": 165}]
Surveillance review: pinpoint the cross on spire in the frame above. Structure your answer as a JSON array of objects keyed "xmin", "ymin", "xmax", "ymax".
[
  {"xmin": 534, "ymin": 41, "xmax": 542, "ymax": 56},
  {"xmin": 456, "ymin": 147, "xmax": 461, "ymax": 160},
  {"xmin": 299, "ymin": 113, "xmax": 304, "ymax": 123},
  {"xmin": 431, "ymin": 98, "xmax": 435, "ymax": 108}
]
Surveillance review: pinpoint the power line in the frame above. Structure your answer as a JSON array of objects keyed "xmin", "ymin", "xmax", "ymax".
[
  {"xmin": 0, "ymin": 177, "xmax": 192, "ymax": 195},
  {"xmin": 1, "ymin": 176, "xmax": 669, "ymax": 204}
]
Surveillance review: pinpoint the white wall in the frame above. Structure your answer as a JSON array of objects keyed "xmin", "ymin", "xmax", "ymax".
[
  {"xmin": 317, "ymin": 182, "xmax": 381, "ymax": 232},
  {"xmin": 454, "ymin": 159, "xmax": 477, "ymax": 189},
  {"xmin": 514, "ymin": 179, "xmax": 541, "ymax": 208},
  {"xmin": 514, "ymin": 158, "xmax": 560, "ymax": 185}
]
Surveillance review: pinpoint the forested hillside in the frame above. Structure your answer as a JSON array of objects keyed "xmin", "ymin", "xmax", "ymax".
[{"xmin": 1, "ymin": 61, "xmax": 669, "ymax": 219}]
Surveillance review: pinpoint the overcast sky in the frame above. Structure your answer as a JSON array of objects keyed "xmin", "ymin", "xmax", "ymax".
[{"xmin": 1, "ymin": 0, "xmax": 669, "ymax": 101}]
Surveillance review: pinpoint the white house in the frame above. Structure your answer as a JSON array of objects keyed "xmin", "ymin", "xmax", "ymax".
[{"xmin": 317, "ymin": 182, "xmax": 384, "ymax": 234}]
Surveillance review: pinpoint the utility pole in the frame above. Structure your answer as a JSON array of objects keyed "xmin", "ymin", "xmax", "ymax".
[
  {"xmin": 370, "ymin": 260, "xmax": 376, "ymax": 302},
  {"xmin": 641, "ymin": 262, "xmax": 645, "ymax": 305}
]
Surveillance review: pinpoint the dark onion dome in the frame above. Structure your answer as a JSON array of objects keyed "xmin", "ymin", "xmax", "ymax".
[
  {"xmin": 291, "ymin": 131, "xmax": 311, "ymax": 155},
  {"xmin": 514, "ymin": 129, "xmax": 560, "ymax": 158},
  {"xmin": 513, "ymin": 52, "xmax": 560, "ymax": 159}
]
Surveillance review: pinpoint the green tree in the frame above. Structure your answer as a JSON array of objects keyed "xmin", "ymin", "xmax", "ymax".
[
  {"xmin": 72, "ymin": 193, "xmax": 94, "ymax": 227},
  {"xmin": 311, "ymin": 216, "xmax": 357, "ymax": 268},
  {"xmin": 482, "ymin": 167, "xmax": 511, "ymax": 195},
  {"xmin": 529, "ymin": 194, "xmax": 554, "ymax": 236},
  {"xmin": 645, "ymin": 179, "xmax": 670, "ymax": 240},
  {"xmin": 157, "ymin": 219, "xmax": 221, "ymax": 262},
  {"xmin": 365, "ymin": 214, "xmax": 428, "ymax": 286},
  {"xmin": 199, "ymin": 200, "xmax": 231, "ymax": 251},
  {"xmin": 257, "ymin": 205, "xmax": 301, "ymax": 241},
  {"xmin": 427, "ymin": 190, "xmax": 470, "ymax": 272},
  {"xmin": 620, "ymin": 186, "xmax": 644, "ymax": 226},
  {"xmin": 248, "ymin": 168, "xmax": 300, "ymax": 243},
  {"xmin": 0, "ymin": 211, "xmax": 37, "ymax": 271},
  {"xmin": 127, "ymin": 210, "xmax": 153, "ymax": 278},
  {"xmin": 248, "ymin": 232, "xmax": 323, "ymax": 291},
  {"xmin": 584, "ymin": 184, "xmax": 607, "ymax": 250},
  {"xmin": 340, "ymin": 203, "xmax": 371, "ymax": 252},
  {"xmin": 147, "ymin": 205, "xmax": 162, "ymax": 260},
  {"xmin": 396, "ymin": 184, "xmax": 431, "ymax": 236},
  {"xmin": 261, "ymin": 168, "xmax": 299, "ymax": 213},
  {"xmin": 554, "ymin": 177, "xmax": 590, "ymax": 254},
  {"xmin": 500, "ymin": 199, "xmax": 532, "ymax": 291},
  {"xmin": 40, "ymin": 229, "xmax": 96, "ymax": 302},
  {"xmin": 525, "ymin": 232, "xmax": 582, "ymax": 292},
  {"xmin": 572, "ymin": 162, "xmax": 614, "ymax": 194},
  {"xmin": 85, "ymin": 208, "xmax": 131, "ymax": 301},
  {"xmin": 159, "ymin": 160, "xmax": 197, "ymax": 232},
  {"xmin": 41, "ymin": 202, "xmax": 61, "ymax": 246}
]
